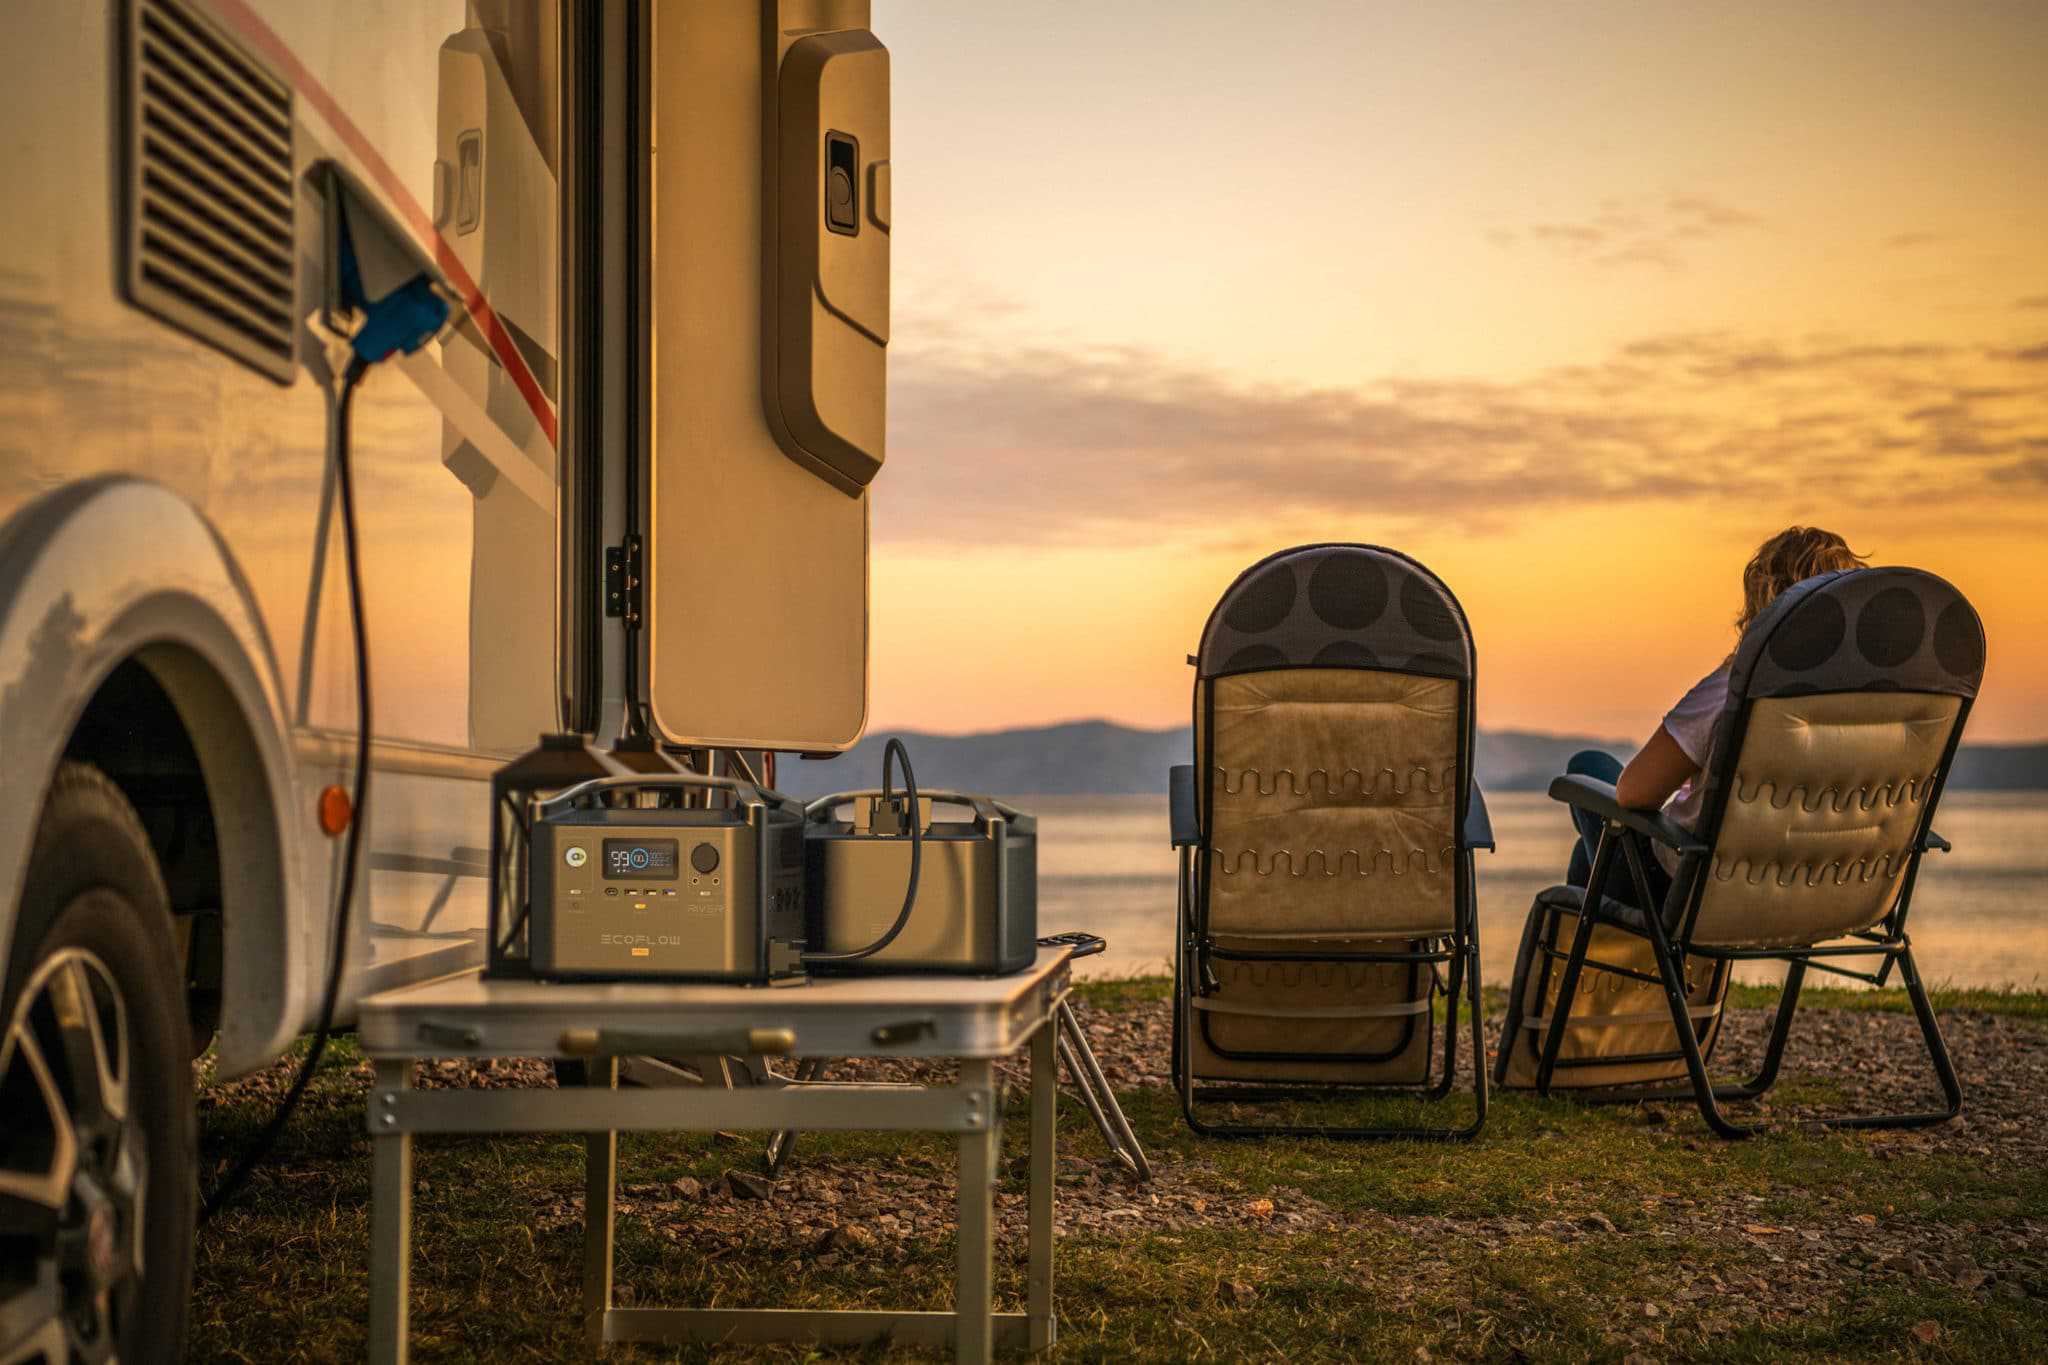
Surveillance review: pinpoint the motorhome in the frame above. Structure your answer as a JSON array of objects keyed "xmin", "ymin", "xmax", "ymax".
[{"xmin": 0, "ymin": 2, "xmax": 888, "ymax": 1355}]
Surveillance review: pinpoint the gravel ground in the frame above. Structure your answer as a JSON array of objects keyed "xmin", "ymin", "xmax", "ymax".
[{"xmin": 199, "ymin": 995, "xmax": 2048, "ymax": 1344}]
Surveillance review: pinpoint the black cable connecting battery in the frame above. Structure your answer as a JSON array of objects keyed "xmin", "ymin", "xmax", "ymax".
[{"xmin": 802, "ymin": 790, "xmax": 1037, "ymax": 975}]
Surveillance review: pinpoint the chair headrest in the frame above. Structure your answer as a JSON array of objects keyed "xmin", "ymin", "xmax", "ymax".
[
  {"xmin": 1731, "ymin": 566, "xmax": 1985, "ymax": 701},
  {"xmin": 1197, "ymin": 543, "xmax": 1473, "ymax": 681}
]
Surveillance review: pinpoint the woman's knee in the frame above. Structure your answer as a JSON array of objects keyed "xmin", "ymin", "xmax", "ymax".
[{"xmin": 1566, "ymin": 748, "xmax": 1624, "ymax": 780}]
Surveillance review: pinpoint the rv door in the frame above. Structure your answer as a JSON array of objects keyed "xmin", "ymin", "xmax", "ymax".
[{"xmin": 643, "ymin": 0, "xmax": 886, "ymax": 753}]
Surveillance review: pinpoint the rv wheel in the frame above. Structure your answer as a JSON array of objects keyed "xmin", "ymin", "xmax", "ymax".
[{"xmin": 1, "ymin": 763, "xmax": 193, "ymax": 1362}]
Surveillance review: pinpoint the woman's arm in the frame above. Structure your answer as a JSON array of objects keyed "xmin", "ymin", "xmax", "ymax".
[{"xmin": 1615, "ymin": 724, "xmax": 1700, "ymax": 809}]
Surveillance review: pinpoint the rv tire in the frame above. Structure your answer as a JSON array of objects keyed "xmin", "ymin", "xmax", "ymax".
[{"xmin": 1, "ymin": 762, "xmax": 194, "ymax": 1362}]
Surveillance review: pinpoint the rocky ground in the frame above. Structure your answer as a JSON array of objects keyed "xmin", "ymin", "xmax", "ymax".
[{"xmin": 195, "ymin": 992, "xmax": 2048, "ymax": 1357}]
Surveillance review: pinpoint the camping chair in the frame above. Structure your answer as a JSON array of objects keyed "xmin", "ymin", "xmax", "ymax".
[
  {"xmin": 1170, "ymin": 544, "xmax": 1491, "ymax": 1140},
  {"xmin": 1494, "ymin": 567, "xmax": 1984, "ymax": 1137}
]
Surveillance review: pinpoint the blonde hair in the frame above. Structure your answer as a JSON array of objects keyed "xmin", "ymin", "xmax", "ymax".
[{"xmin": 1738, "ymin": 527, "xmax": 1867, "ymax": 632}]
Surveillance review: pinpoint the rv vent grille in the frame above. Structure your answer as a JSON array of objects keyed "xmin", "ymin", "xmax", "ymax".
[{"xmin": 126, "ymin": 0, "xmax": 297, "ymax": 383}]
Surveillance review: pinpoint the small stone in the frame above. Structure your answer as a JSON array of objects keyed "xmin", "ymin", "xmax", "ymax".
[
  {"xmin": 725, "ymin": 1169, "xmax": 776, "ymax": 1201},
  {"xmin": 671, "ymin": 1176, "xmax": 702, "ymax": 1200},
  {"xmin": 828, "ymin": 1223, "xmax": 875, "ymax": 1252},
  {"xmin": 1538, "ymin": 1220, "xmax": 1579, "ymax": 1241},
  {"xmin": 1245, "ymin": 1199, "xmax": 1274, "ymax": 1219},
  {"xmin": 1220, "ymin": 1279, "xmax": 1257, "ymax": 1306},
  {"xmin": 1580, "ymin": 1212, "xmax": 1618, "ymax": 1235},
  {"xmin": 1642, "ymin": 1301, "xmax": 1661, "ymax": 1319},
  {"xmin": 1956, "ymin": 1269, "xmax": 1992, "ymax": 1291},
  {"xmin": 1909, "ymin": 1320, "xmax": 1941, "ymax": 1346}
]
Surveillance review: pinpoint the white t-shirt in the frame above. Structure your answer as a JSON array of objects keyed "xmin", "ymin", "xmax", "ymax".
[{"xmin": 1655, "ymin": 656, "xmax": 1733, "ymax": 873}]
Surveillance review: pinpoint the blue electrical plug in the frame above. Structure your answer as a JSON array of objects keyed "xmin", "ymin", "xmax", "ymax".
[{"xmin": 323, "ymin": 162, "xmax": 453, "ymax": 366}]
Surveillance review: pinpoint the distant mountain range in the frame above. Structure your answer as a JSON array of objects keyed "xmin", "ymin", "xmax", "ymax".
[{"xmin": 775, "ymin": 720, "xmax": 2048, "ymax": 798}]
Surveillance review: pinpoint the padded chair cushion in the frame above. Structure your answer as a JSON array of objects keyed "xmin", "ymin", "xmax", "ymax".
[
  {"xmin": 1188, "ymin": 935, "xmax": 1435, "ymax": 1085},
  {"xmin": 1693, "ymin": 691, "xmax": 1960, "ymax": 948},
  {"xmin": 1203, "ymin": 668, "xmax": 1459, "ymax": 938}
]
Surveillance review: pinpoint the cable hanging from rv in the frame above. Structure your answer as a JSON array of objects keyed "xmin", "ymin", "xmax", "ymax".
[
  {"xmin": 201, "ymin": 354, "xmax": 375, "ymax": 1224},
  {"xmin": 803, "ymin": 737, "xmax": 922, "ymax": 963}
]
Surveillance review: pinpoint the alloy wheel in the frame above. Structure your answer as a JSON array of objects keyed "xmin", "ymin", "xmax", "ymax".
[{"xmin": 0, "ymin": 948, "xmax": 147, "ymax": 1365}]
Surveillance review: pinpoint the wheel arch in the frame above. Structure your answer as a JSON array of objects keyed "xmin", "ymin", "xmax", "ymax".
[{"xmin": 0, "ymin": 476, "xmax": 306, "ymax": 1077}]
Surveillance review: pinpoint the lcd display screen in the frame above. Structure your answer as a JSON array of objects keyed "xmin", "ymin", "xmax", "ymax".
[{"xmin": 602, "ymin": 838, "xmax": 680, "ymax": 881}]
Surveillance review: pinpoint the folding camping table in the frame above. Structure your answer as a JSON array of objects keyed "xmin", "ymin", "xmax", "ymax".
[{"xmin": 356, "ymin": 945, "xmax": 1074, "ymax": 1363}]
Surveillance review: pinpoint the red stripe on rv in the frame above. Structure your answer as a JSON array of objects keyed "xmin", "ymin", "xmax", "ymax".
[{"xmin": 206, "ymin": 0, "xmax": 560, "ymax": 448}]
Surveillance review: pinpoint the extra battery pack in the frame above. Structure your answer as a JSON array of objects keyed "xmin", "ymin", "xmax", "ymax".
[
  {"xmin": 527, "ymin": 773, "xmax": 806, "ymax": 984},
  {"xmin": 803, "ymin": 790, "xmax": 1036, "ymax": 975}
]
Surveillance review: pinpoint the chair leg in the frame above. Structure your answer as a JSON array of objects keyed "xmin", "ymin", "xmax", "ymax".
[
  {"xmin": 1815, "ymin": 944, "xmax": 1962, "ymax": 1131},
  {"xmin": 1902, "ymin": 946, "xmax": 1964, "ymax": 1121},
  {"xmin": 1464, "ymin": 900, "xmax": 1488, "ymax": 1131},
  {"xmin": 1586, "ymin": 959, "xmax": 1794, "ymax": 1108},
  {"xmin": 1724, "ymin": 959, "xmax": 1803, "ymax": 1101},
  {"xmin": 1534, "ymin": 895, "xmax": 1600, "ymax": 1097},
  {"xmin": 1427, "ymin": 929, "xmax": 1463, "ymax": 1102},
  {"xmin": 1173, "ymin": 849, "xmax": 1205, "ymax": 1134},
  {"xmin": 1170, "ymin": 849, "xmax": 1187, "ymax": 1092},
  {"xmin": 1640, "ymin": 918, "xmax": 1963, "ymax": 1137},
  {"xmin": 1638, "ymin": 910, "xmax": 1761, "ymax": 1138},
  {"xmin": 1536, "ymin": 829, "xmax": 1624, "ymax": 1096}
]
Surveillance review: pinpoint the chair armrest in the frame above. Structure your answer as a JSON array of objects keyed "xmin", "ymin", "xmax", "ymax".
[
  {"xmin": 1169, "ymin": 764, "xmax": 1200, "ymax": 848},
  {"xmin": 1919, "ymin": 827, "xmax": 1951, "ymax": 854},
  {"xmin": 1547, "ymin": 773, "xmax": 1708, "ymax": 855},
  {"xmin": 1463, "ymin": 783, "xmax": 1495, "ymax": 852}
]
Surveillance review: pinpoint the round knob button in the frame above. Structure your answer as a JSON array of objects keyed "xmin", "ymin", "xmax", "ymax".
[
  {"xmin": 564, "ymin": 846, "xmax": 587, "ymax": 868},
  {"xmin": 690, "ymin": 842, "xmax": 721, "ymax": 874}
]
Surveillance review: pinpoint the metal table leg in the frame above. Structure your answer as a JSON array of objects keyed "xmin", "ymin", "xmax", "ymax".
[
  {"xmin": 581, "ymin": 1055, "xmax": 619, "ymax": 1347},
  {"xmin": 368, "ymin": 1058, "xmax": 415, "ymax": 1364},
  {"xmin": 956, "ymin": 1058, "xmax": 997, "ymax": 1365},
  {"xmin": 1028, "ymin": 1019, "xmax": 1057, "ymax": 1350}
]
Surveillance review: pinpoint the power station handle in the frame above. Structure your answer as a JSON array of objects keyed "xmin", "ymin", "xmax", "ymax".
[
  {"xmin": 805, "ymin": 788, "xmax": 1023, "ymax": 823},
  {"xmin": 557, "ymin": 1026, "xmax": 797, "ymax": 1057},
  {"xmin": 539, "ymin": 772, "xmax": 797, "ymax": 816}
]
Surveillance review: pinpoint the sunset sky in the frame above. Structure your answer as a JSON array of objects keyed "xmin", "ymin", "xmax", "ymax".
[{"xmin": 864, "ymin": 0, "xmax": 2047, "ymax": 743}]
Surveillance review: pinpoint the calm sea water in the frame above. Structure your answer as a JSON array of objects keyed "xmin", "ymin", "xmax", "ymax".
[{"xmin": 1029, "ymin": 792, "xmax": 2048, "ymax": 989}]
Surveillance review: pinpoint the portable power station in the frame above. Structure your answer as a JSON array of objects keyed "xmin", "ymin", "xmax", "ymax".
[
  {"xmin": 803, "ymin": 789, "xmax": 1037, "ymax": 975},
  {"xmin": 527, "ymin": 772, "xmax": 807, "ymax": 983}
]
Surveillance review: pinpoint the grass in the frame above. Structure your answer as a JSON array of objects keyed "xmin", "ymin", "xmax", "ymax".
[
  {"xmin": 1074, "ymin": 975, "xmax": 2048, "ymax": 1021},
  {"xmin": 189, "ymin": 982, "xmax": 2048, "ymax": 1362}
]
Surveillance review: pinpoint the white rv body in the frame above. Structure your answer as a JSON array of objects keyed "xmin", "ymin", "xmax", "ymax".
[{"xmin": 0, "ymin": 0, "xmax": 574, "ymax": 1081}]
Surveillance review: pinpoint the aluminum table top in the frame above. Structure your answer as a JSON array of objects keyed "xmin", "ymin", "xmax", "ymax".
[{"xmin": 358, "ymin": 945, "xmax": 1073, "ymax": 1061}]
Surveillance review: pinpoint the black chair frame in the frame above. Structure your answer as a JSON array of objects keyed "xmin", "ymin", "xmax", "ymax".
[{"xmin": 1531, "ymin": 685, "xmax": 1971, "ymax": 1139}]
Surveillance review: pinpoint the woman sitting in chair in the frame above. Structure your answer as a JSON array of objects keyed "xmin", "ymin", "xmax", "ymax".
[{"xmin": 1562, "ymin": 526, "xmax": 1868, "ymax": 905}]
